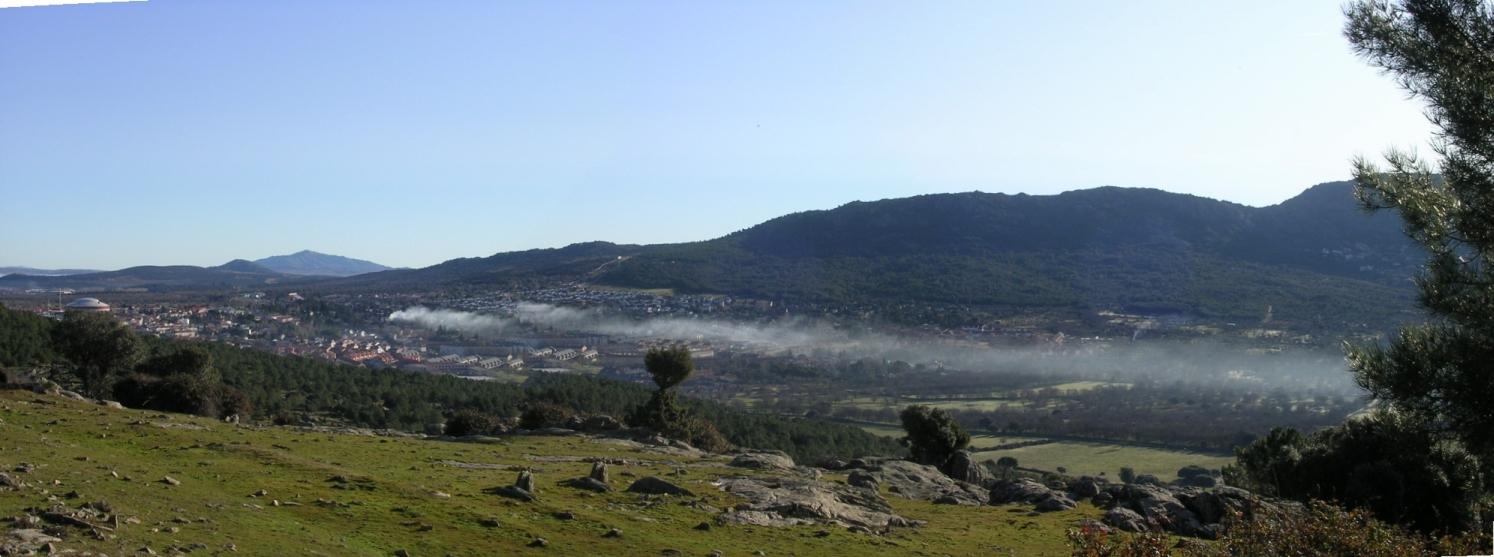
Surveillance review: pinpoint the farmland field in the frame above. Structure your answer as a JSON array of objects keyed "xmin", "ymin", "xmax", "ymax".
[
  {"xmin": 973, "ymin": 441, "xmax": 1233, "ymax": 481},
  {"xmin": 855, "ymin": 423, "xmax": 1231, "ymax": 481}
]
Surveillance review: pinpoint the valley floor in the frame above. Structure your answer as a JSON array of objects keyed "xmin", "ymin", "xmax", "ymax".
[{"xmin": 0, "ymin": 390, "xmax": 1100, "ymax": 556}]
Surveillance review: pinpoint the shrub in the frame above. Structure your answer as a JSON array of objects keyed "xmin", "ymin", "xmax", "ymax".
[
  {"xmin": 445, "ymin": 409, "xmax": 500, "ymax": 437},
  {"xmin": 899, "ymin": 405, "xmax": 970, "ymax": 466},
  {"xmin": 519, "ymin": 402, "xmax": 574, "ymax": 430},
  {"xmin": 112, "ymin": 373, "xmax": 245, "ymax": 419},
  {"xmin": 1068, "ymin": 500, "xmax": 1485, "ymax": 557},
  {"xmin": 1230, "ymin": 413, "xmax": 1484, "ymax": 534}
]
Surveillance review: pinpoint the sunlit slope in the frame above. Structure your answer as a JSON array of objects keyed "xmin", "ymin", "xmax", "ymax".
[{"xmin": 0, "ymin": 390, "xmax": 1098, "ymax": 556}]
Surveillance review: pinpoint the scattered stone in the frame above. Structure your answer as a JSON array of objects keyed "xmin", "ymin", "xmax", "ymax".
[
  {"xmin": 160, "ymin": 476, "xmax": 181, "ymax": 486},
  {"xmin": 515, "ymin": 470, "xmax": 536, "ymax": 494},
  {"xmin": 1035, "ymin": 494, "xmax": 1077, "ymax": 512},
  {"xmin": 9, "ymin": 529, "xmax": 61, "ymax": 545},
  {"xmin": 553, "ymin": 511, "xmax": 575, "ymax": 521},
  {"xmin": 1103, "ymin": 507, "xmax": 1148, "ymax": 532},
  {"xmin": 528, "ymin": 537, "xmax": 548, "ymax": 548},
  {"xmin": 846, "ymin": 470, "xmax": 879, "ymax": 490},
  {"xmin": 693, "ymin": 521, "xmax": 711, "ymax": 531},
  {"xmin": 603, "ymin": 528, "xmax": 622, "ymax": 538},
  {"xmin": 559, "ymin": 477, "xmax": 611, "ymax": 493},
  {"xmin": 485, "ymin": 485, "xmax": 535, "ymax": 502},
  {"xmin": 478, "ymin": 517, "xmax": 500, "ymax": 528},
  {"xmin": 626, "ymin": 476, "xmax": 694, "ymax": 497},
  {"xmin": 393, "ymin": 549, "xmax": 411, "ymax": 557},
  {"xmin": 252, "ymin": 489, "xmax": 268, "ymax": 497},
  {"xmin": 1070, "ymin": 476, "xmax": 1105, "ymax": 498},
  {"xmin": 589, "ymin": 461, "xmax": 609, "ymax": 483}
]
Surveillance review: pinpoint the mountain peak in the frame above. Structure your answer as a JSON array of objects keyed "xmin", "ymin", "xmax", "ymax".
[{"xmin": 214, "ymin": 259, "xmax": 276, "ymax": 273}]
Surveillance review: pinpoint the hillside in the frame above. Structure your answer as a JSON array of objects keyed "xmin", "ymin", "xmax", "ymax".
[
  {"xmin": 254, "ymin": 250, "xmax": 391, "ymax": 277},
  {"xmin": 0, "ymin": 390, "xmax": 1093, "ymax": 556},
  {"xmin": 0, "ymin": 260, "xmax": 297, "ymax": 292},
  {"xmin": 334, "ymin": 181, "xmax": 1422, "ymax": 327}
]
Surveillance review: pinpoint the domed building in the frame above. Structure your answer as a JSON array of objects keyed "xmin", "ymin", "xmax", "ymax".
[{"xmin": 64, "ymin": 297, "xmax": 111, "ymax": 313}]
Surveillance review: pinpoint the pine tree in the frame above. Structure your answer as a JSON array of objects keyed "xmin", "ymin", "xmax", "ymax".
[{"xmin": 1345, "ymin": 0, "xmax": 1494, "ymax": 463}]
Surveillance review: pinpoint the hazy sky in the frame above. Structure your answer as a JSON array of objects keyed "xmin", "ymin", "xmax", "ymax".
[{"xmin": 1, "ymin": 1, "xmax": 1435, "ymax": 269}]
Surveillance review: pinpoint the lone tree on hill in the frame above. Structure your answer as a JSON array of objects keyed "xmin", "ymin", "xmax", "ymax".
[
  {"xmin": 50, "ymin": 311, "xmax": 140, "ymax": 398},
  {"xmin": 1344, "ymin": 0, "xmax": 1494, "ymax": 471},
  {"xmin": 899, "ymin": 405, "xmax": 970, "ymax": 466},
  {"xmin": 630, "ymin": 345, "xmax": 727, "ymax": 451},
  {"xmin": 644, "ymin": 344, "xmax": 694, "ymax": 390}
]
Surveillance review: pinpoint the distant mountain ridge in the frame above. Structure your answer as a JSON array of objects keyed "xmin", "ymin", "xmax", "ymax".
[
  {"xmin": 254, "ymin": 250, "xmax": 390, "ymax": 277},
  {"xmin": 0, "ymin": 259, "xmax": 294, "ymax": 291},
  {"xmin": 330, "ymin": 181, "xmax": 1424, "ymax": 328},
  {"xmin": 0, "ymin": 267, "xmax": 102, "ymax": 278}
]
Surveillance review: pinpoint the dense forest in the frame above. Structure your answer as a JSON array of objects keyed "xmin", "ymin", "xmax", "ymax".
[{"xmin": 0, "ymin": 305, "xmax": 899, "ymax": 462}]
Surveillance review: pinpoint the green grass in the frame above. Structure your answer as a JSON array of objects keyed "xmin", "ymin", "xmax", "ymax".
[
  {"xmin": 973, "ymin": 441, "xmax": 1234, "ymax": 481},
  {"xmin": 855, "ymin": 422, "xmax": 1230, "ymax": 481},
  {"xmin": 1046, "ymin": 381, "xmax": 1128, "ymax": 392},
  {"xmin": 0, "ymin": 390, "xmax": 1096, "ymax": 556}
]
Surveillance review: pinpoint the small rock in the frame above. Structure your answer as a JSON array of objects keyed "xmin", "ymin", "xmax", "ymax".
[
  {"xmin": 553, "ymin": 511, "xmax": 575, "ymax": 521},
  {"xmin": 528, "ymin": 537, "xmax": 548, "ymax": 548},
  {"xmin": 160, "ymin": 476, "xmax": 181, "ymax": 486},
  {"xmin": 515, "ymin": 470, "xmax": 536, "ymax": 493},
  {"xmin": 626, "ymin": 476, "xmax": 694, "ymax": 497},
  {"xmin": 394, "ymin": 549, "xmax": 411, "ymax": 557},
  {"xmin": 693, "ymin": 521, "xmax": 711, "ymax": 531},
  {"xmin": 603, "ymin": 528, "xmax": 622, "ymax": 538},
  {"xmin": 478, "ymin": 517, "xmax": 500, "ymax": 528}
]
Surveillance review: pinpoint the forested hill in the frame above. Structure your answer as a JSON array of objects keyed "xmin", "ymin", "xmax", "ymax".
[{"xmin": 335, "ymin": 181, "xmax": 1422, "ymax": 326}]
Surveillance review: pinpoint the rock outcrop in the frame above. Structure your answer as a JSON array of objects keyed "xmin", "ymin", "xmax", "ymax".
[
  {"xmin": 1095, "ymin": 481, "xmax": 1296, "ymax": 539},
  {"xmin": 851, "ymin": 459, "xmax": 986, "ymax": 506},
  {"xmin": 940, "ymin": 451, "xmax": 993, "ymax": 487},
  {"xmin": 729, "ymin": 451, "xmax": 796, "ymax": 471},
  {"xmin": 714, "ymin": 477, "xmax": 922, "ymax": 531},
  {"xmin": 988, "ymin": 478, "xmax": 1075, "ymax": 512}
]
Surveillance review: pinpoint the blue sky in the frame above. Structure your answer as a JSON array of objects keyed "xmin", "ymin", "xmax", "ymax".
[{"xmin": 1, "ymin": 1, "xmax": 1434, "ymax": 269}]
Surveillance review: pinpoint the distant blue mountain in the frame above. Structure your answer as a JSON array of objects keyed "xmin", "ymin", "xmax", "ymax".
[{"xmin": 253, "ymin": 250, "xmax": 390, "ymax": 277}]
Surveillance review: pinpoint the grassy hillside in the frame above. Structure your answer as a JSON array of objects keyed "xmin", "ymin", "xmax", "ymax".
[{"xmin": 0, "ymin": 390, "xmax": 1098, "ymax": 556}]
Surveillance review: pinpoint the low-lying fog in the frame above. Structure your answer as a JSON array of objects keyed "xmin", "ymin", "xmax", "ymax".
[{"xmin": 389, "ymin": 304, "xmax": 1358, "ymax": 393}]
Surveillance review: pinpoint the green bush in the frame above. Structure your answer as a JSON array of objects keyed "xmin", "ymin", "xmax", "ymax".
[
  {"xmin": 1230, "ymin": 412, "xmax": 1484, "ymax": 534},
  {"xmin": 112, "ymin": 373, "xmax": 249, "ymax": 419},
  {"xmin": 519, "ymin": 402, "xmax": 574, "ymax": 430},
  {"xmin": 445, "ymin": 409, "xmax": 500, "ymax": 436},
  {"xmin": 899, "ymin": 404, "xmax": 970, "ymax": 466},
  {"xmin": 1068, "ymin": 501, "xmax": 1484, "ymax": 557}
]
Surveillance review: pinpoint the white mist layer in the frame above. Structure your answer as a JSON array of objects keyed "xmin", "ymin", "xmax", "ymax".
[{"xmin": 387, "ymin": 304, "xmax": 1356, "ymax": 392}]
